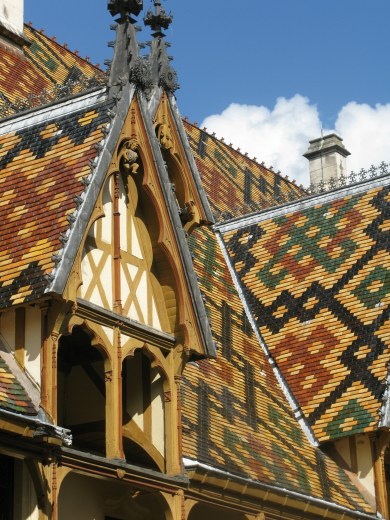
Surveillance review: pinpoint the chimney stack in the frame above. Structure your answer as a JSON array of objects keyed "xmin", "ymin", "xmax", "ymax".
[
  {"xmin": 303, "ymin": 133, "xmax": 351, "ymax": 186},
  {"xmin": 0, "ymin": 0, "xmax": 27, "ymax": 54}
]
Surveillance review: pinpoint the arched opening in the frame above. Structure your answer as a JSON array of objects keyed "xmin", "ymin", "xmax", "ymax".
[
  {"xmin": 59, "ymin": 472, "xmax": 170, "ymax": 520},
  {"xmin": 122, "ymin": 350, "xmax": 166, "ymax": 471},
  {"xmin": 188, "ymin": 503, "xmax": 247, "ymax": 520},
  {"xmin": 57, "ymin": 326, "xmax": 107, "ymax": 456}
]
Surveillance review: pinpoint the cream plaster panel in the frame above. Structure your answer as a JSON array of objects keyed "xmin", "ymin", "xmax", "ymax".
[
  {"xmin": 136, "ymin": 271, "xmax": 148, "ymax": 322},
  {"xmin": 131, "ymin": 217, "xmax": 143, "ymax": 259},
  {"xmin": 90, "ymin": 285, "xmax": 104, "ymax": 308},
  {"xmin": 126, "ymin": 356, "xmax": 144, "ymax": 430},
  {"xmin": 101, "ymin": 179, "xmax": 113, "ymax": 245},
  {"xmin": 356, "ymin": 434, "xmax": 375, "ymax": 496},
  {"xmin": 119, "ymin": 175, "xmax": 128, "ymax": 251},
  {"xmin": 89, "ymin": 247, "xmax": 104, "ymax": 266},
  {"xmin": 80, "ymin": 249, "xmax": 93, "ymax": 299},
  {"xmin": 334, "ymin": 437, "xmax": 351, "ymax": 468},
  {"xmin": 14, "ymin": 460, "xmax": 39, "ymax": 520},
  {"xmin": 120, "ymin": 263, "xmax": 134, "ymax": 303},
  {"xmin": 151, "ymin": 370, "xmax": 165, "ymax": 455},
  {"xmin": 0, "ymin": 309, "xmax": 15, "ymax": 351},
  {"xmin": 152, "ymin": 297, "xmax": 162, "ymax": 331},
  {"xmin": 102, "ymin": 325, "xmax": 114, "ymax": 346},
  {"xmin": 100, "ymin": 255, "xmax": 113, "ymax": 309},
  {"xmin": 24, "ymin": 306, "xmax": 41, "ymax": 387},
  {"xmin": 128, "ymin": 301, "xmax": 140, "ymax": 323},
  {"xmin": 128, "ymin": 263, "xmax": 138, "ymax": 281}
]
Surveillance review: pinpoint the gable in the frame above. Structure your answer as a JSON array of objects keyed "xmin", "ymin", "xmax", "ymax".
[{"xmin": 65, "ymin": 94, "xmax": 214, "ymax": 357}]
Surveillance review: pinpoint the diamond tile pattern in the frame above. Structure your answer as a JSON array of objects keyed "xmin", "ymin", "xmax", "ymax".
[
  {"xmin": 0, "ymin": 102, "xmax": 110, "ymax": 307},
  {"xmin": 184, "ymin": 121, "xmax": 304, "ymax": 218},
  {"xmin": 223, "ymin": 185, "xmax": 390, "ymax": 442},
  {"xmin": 0, "ymin": 356, "xmax": 36, "ymax": 415},
  {"xmin": 0, "ymin": 24, "xmax": 105, "ymax": 113},
  {"xmin": 182, "ymin": 225, "xmax": 373, "ymax": 513}
]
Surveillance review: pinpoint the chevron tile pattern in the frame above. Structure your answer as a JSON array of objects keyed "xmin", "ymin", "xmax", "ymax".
[{"xmin": 223, "ymin": 184, "xmax": 390, "ymax": 441}]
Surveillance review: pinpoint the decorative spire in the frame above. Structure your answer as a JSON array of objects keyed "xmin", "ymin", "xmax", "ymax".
[
  {"xmin": 144, "ymin": 0, "xmax": 179, "ymax": 93},
  {"xmin": 107, "ymin": 0, "xmax": 144, "ymax": 98},
  {"xmin": 144, "ymin": 0, "xmax": 172, "ymax": 36}
]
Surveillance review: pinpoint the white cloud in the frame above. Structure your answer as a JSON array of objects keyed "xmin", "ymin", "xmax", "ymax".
[
  {"xmin": 335, "ymin": 102, "xmax": 390, "ymax": 173},
  {"xmin": 201, "ymin": 97, "xmax": 390, "ymax": 186}
]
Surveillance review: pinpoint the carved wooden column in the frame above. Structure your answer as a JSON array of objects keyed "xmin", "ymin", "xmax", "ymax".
[
  {"xmin": 50, "ymin": 332, "xmax": 59, "ymax": 421},
  {"xmin": 40, "ymin": 304, "xmax": 50, "ymax": 413},
  {"xmin": 106, "ymin": 324, "xmax": 124, "ymax": 459}
]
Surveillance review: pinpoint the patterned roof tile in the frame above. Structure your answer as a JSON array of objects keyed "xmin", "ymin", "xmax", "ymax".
[
  {"xmin": 222, "ymin": 183, "xmax": 390, "ymax": 442},
  {"xmin": 0, "ymin": 356, "xmax": 36, "ymax": 415},
  {"xmin": 0, "ymin": 25, "xmax": 105, "ymax": 116},
  {"xmin": 182, "ymin": 224, "xmax": 373, "ymax": 513},
  {"xmin": 0, "ymin": 100, "xmax": 111, "ymax": 308}
]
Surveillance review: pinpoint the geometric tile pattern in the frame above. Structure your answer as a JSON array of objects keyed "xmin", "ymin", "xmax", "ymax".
[
  {"xmin": 182, "ymin": 225, "xmax": 374, "ymax": 513},
  {"xmin": 0, "ymin": 355, "xmax": 36, "ymax": 415},
  {"xmin": 223, "ymin": 184, "xmax": 390, "ymax": 442},
  {"xmin": 0, "ymin": 24, "xmax": 104, "ymax": 114},
  {"xmin": 184, "ymin": 120, "xmax": 305, "ymax": 219},
  {"xmin": 0, "ymin": 102, "xmax": 110, "ymax": 307}
]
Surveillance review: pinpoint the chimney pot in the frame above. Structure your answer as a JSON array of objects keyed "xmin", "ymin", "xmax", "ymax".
[{"xmin": 304, "ymin": 133, "xmax": 351, "ymax": 186}]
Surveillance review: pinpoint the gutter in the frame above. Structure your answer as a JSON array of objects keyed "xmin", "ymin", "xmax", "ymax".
[
  {"xmin": 183, "ymin": 458, "xmax": 380, "ymax": 520},
  {"xmin": 0, "ymin": 408, "xmax": 72, "ymax": 446}
]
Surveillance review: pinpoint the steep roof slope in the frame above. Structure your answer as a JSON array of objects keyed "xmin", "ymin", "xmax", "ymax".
[
  {"xmin": 0, "ymin": 21, "xmax": 377, "ymax": 516},
  {"xmin": 0, "ymin": 356, "xmax": 36, "ymax": 415},
  {"xmin": 0, "ymin": 24, "xmax": 105, "ymax": 117},
  {"xmin": 0, "ymin": 94, "xmax": 110, "ymax": 307},
  {"xmin": 219, "ymin": 178, "xmax": 390, "ymax": 443}
]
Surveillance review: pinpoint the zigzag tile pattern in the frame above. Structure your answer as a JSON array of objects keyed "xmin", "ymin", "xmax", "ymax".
[
  {"xmin": 0, "ymin": 102, "xmax": 110, "ymax": 307},
  {"xmin": 0, "ymin": 24, "xmax": 105, "ymax": 114},
  {"xmin": 223, "ymin": 184, "xmax": 390, "ymax": 441},
  {"xmin": 184, "ymin": 120, "xmax": 304, "ymax": 218},
  {"xmin": 0, "ymin": 355, "xmax": 36, "ymax": 415},
  {"xmin": 182, "ymin": 225, "xmax": 373, "ymax": 513}
]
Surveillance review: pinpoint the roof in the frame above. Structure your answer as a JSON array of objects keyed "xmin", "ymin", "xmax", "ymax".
[
  {"xmin": 0, "ymin": 93, "xmax": 110, "ymax": 307},
  {"xmin": 0, "ymin": 24, "xmax": 105, "ymax": 118},
  {"xmin": 0, "ymin": 17, "xmax": 379, "ymax": 516},
  {"xmin": 218, "ymin": 178, "xmax": 390, "ymax": 442},
  {"xmin": 0, "ymin": 355, "xmax": 36, "ymax": 415},
  {"xmin": 182, "ymin": 224, "xmax": 374, "ymax": 514},
  {"xmin": 184, "ymin": 120, "xmax": 305, "ymax": 219}
]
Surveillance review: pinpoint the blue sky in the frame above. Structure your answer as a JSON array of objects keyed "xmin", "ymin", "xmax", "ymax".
[{"xmin": 25, "ymin": 1, "xmax": 390, "ymax": 184}]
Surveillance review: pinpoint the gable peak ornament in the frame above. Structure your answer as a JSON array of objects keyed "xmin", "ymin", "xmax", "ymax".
[
  {"xmin": 144, "ymin": 0, "xmax": 179, "ymax": 94},
  {"xmin": 108, "ymin": 0, "xmax": 143, "ymax": 19}
]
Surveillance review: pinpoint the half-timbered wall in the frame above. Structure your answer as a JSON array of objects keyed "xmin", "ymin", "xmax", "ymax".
[{"xmin": 80, "ymin": 172, "xmax": 168, "ymax": 332}]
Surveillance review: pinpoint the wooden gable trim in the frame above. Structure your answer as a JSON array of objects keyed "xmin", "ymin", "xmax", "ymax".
[{"xmin": 154, "ymin": 92, "xmax": 213, "ymax": 233}]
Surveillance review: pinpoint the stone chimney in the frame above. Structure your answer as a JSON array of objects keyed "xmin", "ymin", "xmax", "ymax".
[
  {"xmin": 0, "ymin": 0, "xmax": 27, "ymax": 53},
  {"xmin": 303, "ymin": 133, "xmax": 351, "ymax": 186}
]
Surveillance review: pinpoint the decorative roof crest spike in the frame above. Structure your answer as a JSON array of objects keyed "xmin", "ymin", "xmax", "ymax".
[
  {"xmin": 107, "ymin": 0, "xmax": 144, "ymax": 98},
  {"xmin": 144, "ymin": 0, "xmax": 179, "ymax": 94},
  {"xmin": 108, "ymin": 0, "xmax": 143, "ymax": 20},
  {"xmin": 144, "ymin": 0, "xmax": 173, "ymax": 37}
]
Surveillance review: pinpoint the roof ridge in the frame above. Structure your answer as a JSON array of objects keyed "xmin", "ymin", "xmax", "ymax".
[
  {"xmin": 25, "ymin": 22, "xmax": 104, "ymax": 72},
  {"xmin": 182, "ymin": 118, "xmax": 304, "ymax": 191}
]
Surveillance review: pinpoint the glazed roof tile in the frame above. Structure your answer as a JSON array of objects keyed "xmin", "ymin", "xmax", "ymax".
[
  {"xmin": 182, "ymin": 224, "xmax": 374, "ymax": 514},
  {"xmin": 0, "ymin": 26, "xmax": 378, "ymax": 514},
  {"xmin": 0, "ymin": 355, "xmax": 36, "ymax": 415},
  {"xmin": 184, "ymin": 121, "xmax": 304, "ymax": 218},
  {"xmin": 0, "ymin": 24, "xmax": 105, "ymax": 116},
  {"xmin": 0, "ymin": 99, "xmax": 110, "ymax": 308},
  {"xmin": 220, "ymin": 181, "xmax": 390, "ymax": 442}
]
